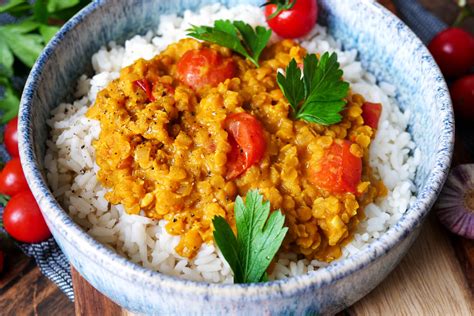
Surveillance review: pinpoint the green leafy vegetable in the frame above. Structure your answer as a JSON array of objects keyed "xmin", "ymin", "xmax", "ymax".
[
  {"xmin": 277, "ymin": 52, "xmax": 350, "ymax": 125},
  {"xmin": 261, "ymin": 0, "xmax": 296, "ymax": 20},
  {"xmin": 212, "ymin": 190, "xmax": 288, "ymax": 283},
  {"xmin": 187, "ymin": 20, "xmax": 272, "ymax": 67},
  {"xmin": 0, "ymin": 194, "xmax": 10, "ymax": 206},
  {"xmin": 0, "ymin": 0, "xmax": 90, "ymax": 124}
]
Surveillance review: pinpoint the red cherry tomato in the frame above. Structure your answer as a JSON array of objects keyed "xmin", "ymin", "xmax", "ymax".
[
  {"xmin": 264, "ymin": 0, "xmax": 318, "ymax": 38},
  {"xmin": 4, "ymin": 117, "xmax": 19, "ymax": 157},
  {"xmin": 3, "ymin": 190, "xmax": 51, "ymax": 243},
  {"xmin": 361, "ymin": 102, "xmax": 382, "ymax": 129},
  {"xmin": 450, "ymin": 74, "xmax": 474, "ymax": 120},
  {"xmin": 224, "ymin": 113, "xmax": 266, "ymax": 179},
  {"xmin": 0, "ymin": 157, "xmax": 29, "ymax": 196},
  {"xmin": 177, "ymin": 48, "xmax": 236, "ymax": 90},
  {"xmin": 309, "ymin": 140, "xmax": 362, "ymax": 194},
  {"xmin": 428, "ymin": 27, "xmax": 474, "ymax": 78}
]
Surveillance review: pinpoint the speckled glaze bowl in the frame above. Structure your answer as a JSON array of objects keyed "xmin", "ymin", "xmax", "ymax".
[{"xmin": 18, "ymin": 0, "xmax": 453, "ymax": 314}]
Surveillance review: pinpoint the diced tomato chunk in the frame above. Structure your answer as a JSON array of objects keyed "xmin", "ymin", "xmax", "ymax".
[
  {"xmin": 309, "ymin": 140, "xmax": 362, "ymax": 194},
  {"xmin": 361, "ymin": 102, "xmax": 382, "ymax": 129},
  {"xmin": 224, "ymin": 113, "xmax": 266, "ymax": 179},
  {"xmin": 177, "ymin": 48, "xmax": 236, "ymax": 90},
  {"xmin": 134, "ymin": 79, "xmax": 155, "ymax": 102}
]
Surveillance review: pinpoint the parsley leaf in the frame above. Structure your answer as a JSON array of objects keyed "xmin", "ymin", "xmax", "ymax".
[
  {"xmin": 212, "ymin": 190, "xmax": 288, "ymax": 283},
  {"xmin": 277, "ymin": 52, "xmax": 350, "ymax": 125},
  {"xmin": 0, "ymin": 78, "xmax": 20, "ymax": 123},
  {"xmin": 187, "ymin": 20, "xmax": 272, "ymax": 67}
]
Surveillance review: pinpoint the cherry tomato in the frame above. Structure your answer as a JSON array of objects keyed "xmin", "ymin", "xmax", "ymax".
[
  {"xmin": 3, "ymin": 190, "xmax": 51, "ymax": 243},
  {"xmin": 0, "ymin": 158, "xmax": 29, "ymax": 196},
  {"xmin": 0, "ymin": 251, "xmax": 4, "ymax": 273},
  {"xmin": 428, "ymin": 27, "xmax": 474, "ymax": 78},
  {"xmin": 309, "ymin": 140, "xmax": 362, "ymax": 194},
  {"xmin": 265, "ymin": 0, "xmax": 318, "ymax": 38},
  {"xmin": 4, "ymin": 116, "xmax": 19, "ymax": 157},
  {"xmin": 224, "ymin": 113, "xmax": 266, "ymax": 179},
  {"xmin": 450, "ymin": 74, "xmax": 474, "ymax": 120},
  {"xmin": 177, "ymin": 48, "xmax": 236, "ymax": 90},
  {"xmin": 361, "ymin": 102, "xmax": 382, "ymax": 129}
]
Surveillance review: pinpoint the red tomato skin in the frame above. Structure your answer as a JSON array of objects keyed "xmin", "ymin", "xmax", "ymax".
[
  {"xmin": 133, "ymin": 79, "xmax": 155, "ymax": 102},
  {"xmin": 3, "ymin": 190, "xmax": 51, "ymax": 243},
  {"xmin": 177, "ymin": 48, "xmax": 236, "ymax": 90},
  {"xmin": 361, "ymin": 102, "xmax": 382, "ymax": 129},
  {"xmin": 4, "ymin": 117, "xmax": 19, "ymax": 157},
  {"xmin": 309, "ymin": 140, "xmax": 362, "ymax": 194},
  {"xmin": 428, "ymin": 28, "xmax": 474, "ymax": 78},
  {"xmin": 224, "ymin": 113, "xmax": 266, "ymax": 179},
  {"xmin": 265, "ymin": 0, "xmax": 318, "ymax": 38},
  {"xmin": 450, "ymin": 74, "xmax": 474, "ymax": 120},
  {"xmin": 0, "ymin": 158, "xmax": 29, "ymax": 196}
]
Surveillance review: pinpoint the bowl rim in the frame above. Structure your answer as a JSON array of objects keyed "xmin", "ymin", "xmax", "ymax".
[{"xmin": 18, "ymin": 0, "xmax": 454, "ymax": 300}]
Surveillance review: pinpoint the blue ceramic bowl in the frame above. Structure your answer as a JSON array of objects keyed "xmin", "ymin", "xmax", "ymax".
[{"xmin": 18, "ymin": 0, "xmax": 453, "ymax": 314}]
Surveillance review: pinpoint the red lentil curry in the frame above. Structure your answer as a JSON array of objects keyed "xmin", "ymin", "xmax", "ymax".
[{"xmin": 87, "ymin": 38, "xmax": 386, "ymax": 262}]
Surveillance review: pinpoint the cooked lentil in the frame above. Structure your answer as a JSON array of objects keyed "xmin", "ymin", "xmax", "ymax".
[{"xmin": 87, "ymin": 38, "xmax": 385, "ymax": 261}]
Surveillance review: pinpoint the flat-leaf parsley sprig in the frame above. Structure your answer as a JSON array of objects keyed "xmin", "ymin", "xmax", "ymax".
[
  {"xmin": 277, "ymin": 52, "xmax": 350, "ymax": 125},
  {"xmin": 187, "ymin": 20, "xmax": 272, "ymax": 68},
  {"xmin": 212, "ymin": 190, "xmax": 288, "ymax": 283}
]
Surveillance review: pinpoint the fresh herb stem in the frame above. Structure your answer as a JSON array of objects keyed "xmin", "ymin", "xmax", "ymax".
[{"xmin": 262, "ymin": 0, "xmax": 296, "ymax": 20}]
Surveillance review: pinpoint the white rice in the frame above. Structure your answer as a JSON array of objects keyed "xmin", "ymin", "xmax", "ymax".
[{"xmin": 44, "ymin": 4, "xmax": 420, "ymax": 283}]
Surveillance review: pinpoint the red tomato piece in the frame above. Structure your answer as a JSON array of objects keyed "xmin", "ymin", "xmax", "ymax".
[
  {"xmin": 134, "ymin": 79, "xmax": 155, "ymax": 102},
  {"xmin": 3, "ymin": 190, "xmax": 51, "ymax": 243},
  {"xmin": 224, "ymin": 113, "xmax": 266, "ymax": 179},
  {"xmin": 361, "ymin": 102, "xmax": 382, "ymax": 129},
  {"xmin": 264, "ymin": 0, "xmax": 318, "ymax": 39},
  {"xmin": 428, "ymin": 27, "xmax": 474, "ymax": 78},
  {"xmin": 450, "ymin": 74, "xmax": 474, "ymax": 120},
  {"xmin": 309, "ymin": 140, "xmax": 362, "ymax": 194},
  {"xmin": 177, "ymin": 48, "xmax": 236, "ymax": 90},
  {"xmin": 0, "ymin": 158, "xmax": 29, "ymax": 196},
  {"xmin": 4, "ymin": 117, "xmax": 19, "ymax": 157}
]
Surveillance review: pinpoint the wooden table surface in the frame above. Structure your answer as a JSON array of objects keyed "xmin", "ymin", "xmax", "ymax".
[{"xmin": 1, "ymin": 1, "xmax": 473, "ymax": 315}]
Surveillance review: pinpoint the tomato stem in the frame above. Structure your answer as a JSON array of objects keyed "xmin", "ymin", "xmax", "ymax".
[
  {"xmin": 263, "ymin": 0, "xmax": 296, "ymax": 20},
  {"xmin": 453, "ymin": 4, "xmax": 474, "ymax": 27}
]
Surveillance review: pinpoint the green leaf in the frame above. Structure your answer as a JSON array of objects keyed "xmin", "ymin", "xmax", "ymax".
[
  {"xmin": 232, "ymin": 21, "xmax": 271, "ymax": 67},
  {"xmin": 212, "ymin": 216, "xmax": 243, "ymax": 282},
  {"xmin": 0, "ymin": 25, "xmax": 44, "ymax": 67},
  {"xmin": 0, "ymin": 0, "xmax": 28, "ymax": 13},
  {"xmin": 212, "ymin": 190, "xmax": 288, "ymax": 283},
  {"xmin": 0, "ymin": 82, "xmax": 20, "ymax": 123},
  {"xmin": 187, "ymin": 20, "xmax": 272, "ymax": 67},
  {"xmin": 276, "ymin": 59, "xmax": 305, "ymax": 113},
  {"xmin": 1, "ymin": 19, "xmax": 40, "ymax": 34},
  {"xmin": 277, "ymin": 52, "xmax": 350, "ymax": 126},
  {"xmin": 47, "ymin": 0, "xmax": 80, "ymax": 13},
  {"xmin": 34, "ymin": 0, "xmax": 49, "ymax": 24},
  {"xmin": 39, "ymin": 24, "xmax": 60, "ymax": 43},
  {"xmin": 0, "ymin": 38, "xmax": 14, "ymax": 77}
]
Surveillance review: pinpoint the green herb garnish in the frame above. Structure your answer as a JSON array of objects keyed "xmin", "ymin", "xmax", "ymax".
[
  {"xmin": 212, "ymin": 190, "xmax": 288, "ymax": 283},
  {"xmin": 261, "ymin": 0, "xmax": 296, "ymax": 20},
  {"xmin": 0, "ymin": 0, "xmax": 90, "ymax": 123},
  {"xmin": 277, "ymin": 52, "xmax": 350, "ymax": 125},
  {"xmin": 187, "ymin": 20, "xmax": 272, "ymax": 68}
]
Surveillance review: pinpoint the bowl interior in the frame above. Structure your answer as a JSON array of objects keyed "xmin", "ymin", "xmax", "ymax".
[{"xmin": 19, "ymin": 0, "xmax": 453, "ymax": 306}]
